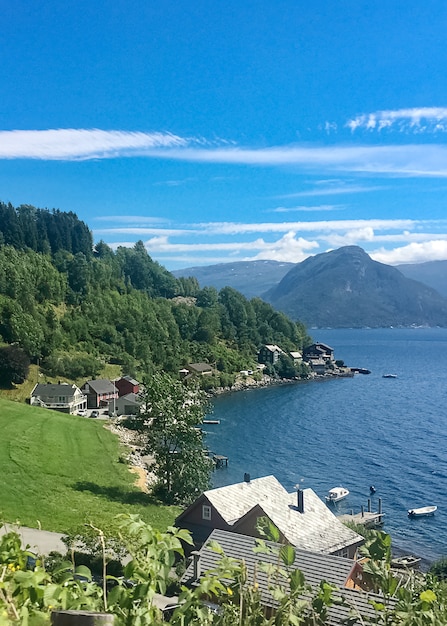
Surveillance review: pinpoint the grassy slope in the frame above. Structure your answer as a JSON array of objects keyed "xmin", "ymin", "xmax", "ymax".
[{"xmin": 0, "ymin": 398, "xmax": 179, "ymax": 534}]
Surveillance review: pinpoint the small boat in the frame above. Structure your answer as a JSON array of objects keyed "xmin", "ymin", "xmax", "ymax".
[
  {"xmin": 382, "ymin": 374, "xmax": 397, "ymax": 378},
  {"xmin": 326, "ymin": 486, "xmax": 349, "ymax": 503},
  {"xmin": 391, "ymin": 555, "xmax": 421, "ymax": 569},
  {"xmin": 408, "ymin": 505, "xmax": 437, "ymax": 517}
]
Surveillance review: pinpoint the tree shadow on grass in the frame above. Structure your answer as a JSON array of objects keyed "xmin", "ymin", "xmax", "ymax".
[{"xmin": 72, "ymin": 481, "xmax": 160, "ymax": 506}]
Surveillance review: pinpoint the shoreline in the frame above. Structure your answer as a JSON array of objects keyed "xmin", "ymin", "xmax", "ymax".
[{"xmin": 209, "ymin": 367, "xmax": 353, "ymax": 397}]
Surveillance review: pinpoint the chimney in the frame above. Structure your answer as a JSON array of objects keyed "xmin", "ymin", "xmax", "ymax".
[
  {"xmin": 296, "ymin": 487, "xmax": 304, "ymax": 513},
  {"xmin": 244, "ymin": 472, "xmax": 250, "ymax": 483},
  {"xmin": 191, "ymin": 550, "xmax": 201, "ymax": 580}
]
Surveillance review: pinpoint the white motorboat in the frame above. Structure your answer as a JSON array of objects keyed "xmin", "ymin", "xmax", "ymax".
[
  {"xmin": 382, "ymin": 373, "xmax": 397, "ymax": 378},
  {"xmin": 408, "ymin": 505, "xmax": 437, "ymax": 517},
  {"xmin": 326, "ymin": 486, "xmax": 349, "ymax": 503}
]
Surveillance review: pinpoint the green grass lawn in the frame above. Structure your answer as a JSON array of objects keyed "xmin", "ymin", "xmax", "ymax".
[{"xmin": 0, "ymin": 398, "xmax": 180, "ymax": 535}]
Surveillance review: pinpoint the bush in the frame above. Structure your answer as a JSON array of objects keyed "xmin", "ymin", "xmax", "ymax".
[{"xmin": 429, "ymin": 556, "xmax": 447, "ymax": 580}]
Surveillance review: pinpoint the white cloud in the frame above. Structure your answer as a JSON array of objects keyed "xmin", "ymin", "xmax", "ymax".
[
  {"xmin": 280, "ymin": 184, "xmax": 384, "ymax": 197},
  {"xmin": 94, "ymin": 227, "xmax": 199, "ymax": 236},
  {"xmin": 2, "ymin": 128, "xmax": 447, "ymax": 178},
  {"xmin": 94, "ymin": 215, "xmax": 170, "ymax": 224},
  {"xmin": 371, "ymin": 240, "xmax": 447, "ymax": 265},
  {"xmin": 347, "ymin": 107, "xmax": 447, "ymax": 134},
  {"xmin": 199, "ymin": 218, "xmax": 419, "ymax": 235},
  {"xmin": 0, "ymin": 129, "xmax": 189, "ymax": 160},
  {"xmin": 271, "ymin": 205, "xmax": 341, "ymax": 213}
]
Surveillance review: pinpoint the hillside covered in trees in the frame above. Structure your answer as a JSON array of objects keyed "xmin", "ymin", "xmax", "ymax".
[{"xmin": 0, "ymin": 202, "xmax": 310, "ymax": 386}]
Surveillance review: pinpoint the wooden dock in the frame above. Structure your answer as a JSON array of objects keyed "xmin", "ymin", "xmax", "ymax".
[
  {"xmin": 339, "ymin": 498, "xmax": 385, "ymax": 529},
  {"xmin": 203, "ymin": 419, "xmax": 220, "ymax": 424},
  {"xmin": 213, "ymin": 454, "xmax": 228, "ymax": 468}
]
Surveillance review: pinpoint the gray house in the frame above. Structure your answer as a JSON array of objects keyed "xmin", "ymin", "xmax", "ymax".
[
  {"xmin": 111, "ymin": 392, "xmax": 142, "ymax": 417},
  {"xmin": 175, "ymin": 475, "xmax": 364, "ymax": 558}
]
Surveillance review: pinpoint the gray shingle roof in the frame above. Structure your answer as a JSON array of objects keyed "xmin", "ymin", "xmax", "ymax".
[
  {"xmin": 32, "ymin": 383, "xmax": 78, "ymax": 397},
  {"xmin": 183, "ymin": 529, "xmax": 394, "ymax": 625},
  {"xmin": 203, "ymin": 476, "xmax": 363, "ymax": 554},
  {"xmin": 84, "ymin": 379, "xmax": 117, "ymax": 394}
]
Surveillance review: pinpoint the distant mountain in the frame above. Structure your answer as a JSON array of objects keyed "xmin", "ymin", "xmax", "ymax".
[
  {"xmin": 173, "ymin": 260, "xmax": 295, "ymax": 299},
  {"xmin": 263, "ymin": 246, "xmax": 447, "ymax": 328},
  {"xmin": 397, "ymin": 260, "xmax": 447, "ymax": 298}
]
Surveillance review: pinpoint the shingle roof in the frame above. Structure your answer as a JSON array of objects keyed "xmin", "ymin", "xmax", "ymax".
[
  {"xmin": 184, "ymin": 529, "xmax": 355, "ymax": 590},
  {"xmin": 84, "ymin": 379, "xmax": 117, "ymax": 394},
  {"xmin": 187, "ymin": 362, "xmax": 213, "ymax": 372},
  {"xmin": 120, "ymin": 375, "xmax": 139, "ymax": 385},
  {"xmin": 32, "ymin": 383, "xmax": 79, "ymax": 396},
  {"xmin": 183, "ymin": 529, "xmax": 393, "ymax": 625},
  {"xmin": 203, "ymin": 476, "xmax": 362, "ymax": 554}
]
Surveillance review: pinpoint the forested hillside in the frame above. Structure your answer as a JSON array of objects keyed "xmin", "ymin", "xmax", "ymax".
[{"xmin": 0, "ymin": 203, "xmax": 310, "ymax": 386}]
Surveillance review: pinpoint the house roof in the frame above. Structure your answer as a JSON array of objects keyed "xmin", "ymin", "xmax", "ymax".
[
  {"xmin": 304, "ymin": 343, "xmax": 333, "ymax": 353},
  {"xmin": 198, "ymin": 476, "xmax": 362, "ymax": 554},
  {"xmin": 117, "ymin": 392, "xmax": 141, "ymax": 405},
  {"xmin": 289, "ymin": 351, "xmax": 302, "ymax": 359},
  {"xmin": 263, "ymin": 344, "xmax": 284, "ymax": 353},
  {"xmin": 31, "ymin": 383, "xmax": 81, "ymax": 397},
  {"xmin": 118, "ymin": 375, "xmax": 139, "ymax": 386},
  {"xmin": 187, "ymin": 362, "xmax": 213, "ymax": 373},
  {"xmin": 84, "ymin": 379, "xmax": 117, "ymax": 394},
  {"xmin": 183, "ymin": 529, "xmax": 391, "ymax": 625},
  {"xmin": 183, "ymin": 529, "xmax": 356, "ymax": 590}
]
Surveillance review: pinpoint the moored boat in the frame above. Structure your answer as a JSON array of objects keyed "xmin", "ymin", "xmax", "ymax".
[
  {"xmin": 326, "ymin": 486, "xmax": 349, "ymax": 503},
  {"xmin": 382, "ymin": 373, "xmax": 397, "ymax": 378},
  {"xmin": 408, "ymin": 505, "xmax": 437, "ymax": 517},
  {"xmin": 391, "ymin": 555, "xmax": 421, "ymax": 569}
]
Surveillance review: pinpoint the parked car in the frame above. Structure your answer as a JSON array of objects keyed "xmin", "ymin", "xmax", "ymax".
[
  {"xmin": 90, "ymin": 410, "xmax": 100, "ymax": 418},
  {"xmin": 77, "ymin": 409, "xmax": 87, "ymax": 417}
]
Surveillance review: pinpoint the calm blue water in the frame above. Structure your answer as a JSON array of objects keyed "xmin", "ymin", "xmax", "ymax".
[{"xmin": 205, "ymin": 328, "xmax": 447, "ymax": 563}]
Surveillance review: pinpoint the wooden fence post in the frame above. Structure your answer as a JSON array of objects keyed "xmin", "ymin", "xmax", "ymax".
[{"xmin": 51, "ymin": 610, "xmax": 115, "ymax": 625}]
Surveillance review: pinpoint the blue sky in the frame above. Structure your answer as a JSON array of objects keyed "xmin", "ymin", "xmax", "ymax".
[{"xmin": 2, "ymin": 1, "xmax": 447, "ymax": 270}]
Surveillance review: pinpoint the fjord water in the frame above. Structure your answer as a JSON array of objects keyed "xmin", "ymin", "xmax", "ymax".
[{"xmin": 207, "ymin": 328, "xmax": 447, "ymax": 563}]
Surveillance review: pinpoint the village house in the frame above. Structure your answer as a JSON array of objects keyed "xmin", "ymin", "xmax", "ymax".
[
  {"xmin": 82, "ymin": 379, "xmax": 118, "ymax": 409},
  {"xmin": 257, "ymin": 344, "xmax": 284, "ymax": 365},
  {"xmin": 175, "ymin": 475, "xmax": 364, "ymax": 558},
  {"xmin": 303, "ymin": 342, "xmax": 335, "ymax": 374},
  {"xmin": 289, "ymin": 350, "xmax": 302, "ymax": 365},
  {"xmin": 181, "ymin": 362, "xmax": 214, "ymax": 377},
  {"xmin": 111, "ymin": 392, "xmax": 142, "ymax": 417},
  {"xmin": 114, "ymin": 375, "xmax": 140, "ymax": 397},
  {"xmin": 30, "ymin": 382, "xmax": 86, "ymax": 414},
  {"xmin": 181, "ymin": 529, "xmax": 385, "ymax": 624}
]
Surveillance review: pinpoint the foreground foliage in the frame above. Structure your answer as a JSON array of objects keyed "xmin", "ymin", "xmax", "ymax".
[{"xmin": 2, "ymin": 515, "xmax": 447, "ymax": 625}]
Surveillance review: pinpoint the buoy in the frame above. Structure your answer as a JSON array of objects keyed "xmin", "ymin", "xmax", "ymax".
[{"xmin": 370, "ymin": 485, "xmax": 376, "ymax": 494}]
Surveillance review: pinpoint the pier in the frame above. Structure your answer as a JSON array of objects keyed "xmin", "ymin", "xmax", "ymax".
[
  {"xmin": 213, "ymin": 454, "xmax": 228, "ymax": 468},
  {"xmin": 339, "ymin": 498, "xmax": 385, "ymax": 529}
]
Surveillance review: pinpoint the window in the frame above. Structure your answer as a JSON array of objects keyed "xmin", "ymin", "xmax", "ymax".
[{"xmin": 202, "ymin": 505, "xmax": 211, "ymax": 521}]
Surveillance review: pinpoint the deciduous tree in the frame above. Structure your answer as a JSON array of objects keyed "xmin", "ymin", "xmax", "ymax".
[
  {"xmin": 0, "ymin": 344, "xmax": 30, "ymax": 387},
  {"xmin": 137, "ymin": 371, "xmax": 212, "ymax": 504}
]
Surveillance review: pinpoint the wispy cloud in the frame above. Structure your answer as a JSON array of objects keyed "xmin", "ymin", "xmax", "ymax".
[
  {"xmin": 198, "ymin": 218, "xmax": 419, "ymax": 235},
  {"xmin": 0, "ymin": 129, "xmax": 190, "ymax": 160},
  {"xmin": 347, "ymin": 107, "xmax": 447, "ymax": 133},
  {"xmin": 271, "ymin": 205, "xmax": 342, "ymax": 213},
  {"xmin": 280, "ymin": 184, "xmax": 385, "ymax": 198},
  {"xmin": 4, "ymin": 128, "xmax": 447, "ymax": 178},
  {"xmin": 94, "ymin": 215, "xmax": 171, "ymax": 224}
]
